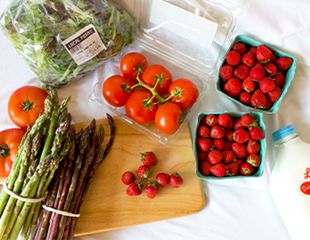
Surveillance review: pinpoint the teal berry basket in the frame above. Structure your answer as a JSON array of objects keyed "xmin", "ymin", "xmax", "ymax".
[
  {"xmin": 193, "ymin": 111, "xmax": 266, "ymax": 180},
  {"xmin": 215, "ymin": 34, "xmax": 297, "ymax": 114}
]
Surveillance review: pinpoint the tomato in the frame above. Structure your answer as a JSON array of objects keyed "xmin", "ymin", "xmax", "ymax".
[
  {"xmin": 120, "ymin": 52, "xmax": 148, "ymax": 84},
  {"xmin": 0, "ymin": 128, "xmax": 26, "ymax": 177},
  {"xmin": 125, "ymin": 90, "xmax": 158, "ymax": 125},
  {"xmin": 102, "ymin": 75, "xmax": 133, "ymax": 107},
  {"xmin": 8, "ymin": 86, "xmax": 49, "ymax": 128},
  {"xmin": 141, "ymin": 64, "xmax": 173, "ymax": 95},
  {"xmin": 155, "ymin": 103, "xmax": 184, "ymax": 135},
  {"xmin": 168, "ymin": 78, "xmax": 199, "ymax": 111}
]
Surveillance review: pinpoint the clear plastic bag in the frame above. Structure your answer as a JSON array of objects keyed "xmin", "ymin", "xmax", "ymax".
[{"xmin": 0, "ymin": 0, "xmax": 137, "ymax": 87}]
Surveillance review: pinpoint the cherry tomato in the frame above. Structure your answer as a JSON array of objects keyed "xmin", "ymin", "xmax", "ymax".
[
  {"xmin": 0, "ymin": 128, "xmax": 26, "ymax": 177},
  {"xmin": 102, "ymin": 75, "xmax": 133, "ymax": 107},
  {"xmin": 120, "ymin": 52, "xmax": 148, "ymax": 84},
  {"xmin": 8, "ymin": 86, "xmax": 49, "ymax": 128},
  {"xmin": 155, "ymin": 103, "xmax": 184, "ymax": 135},
  {"xmin": 141, "ymin": 64, "xmax": 173, "ymax": 95},
  {"xmin": 168, "ymin": 78, "xmax": 199, "ymax": 111},
  {"xmin": 125, "ymin": 90, "xmax": 158, "ymax": 125}
]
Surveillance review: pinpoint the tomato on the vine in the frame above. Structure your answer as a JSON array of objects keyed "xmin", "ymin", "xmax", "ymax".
[
  {"xmin": 120, "ymin": 52, "xmax": 148, "ymax": 84},
  {"xmin": 155, "ymin": 103, "xmax": 184, "ymax": 135},
  {"xmin": 125, "ymin": 90, "xmax": 158, "ymax": 125},
  {"xmin": 102, "ymin": 75, "xmax": 133, "ymax": 107},
  {"xmin": 0, "ymin": 128, "xmax": 26, "ymax": 177},
  {"xmin": 141, "ymin": 64, "xmax": 173, "ymax": 95},
  {"xmin": 8, "ymin": 86, "xmax": 49, "ymax": 128},
  {"xmin": 168, "ymin": 78, "xmax": 199, "ymax": 111}
]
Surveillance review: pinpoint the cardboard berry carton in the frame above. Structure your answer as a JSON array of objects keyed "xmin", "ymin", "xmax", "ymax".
[
  {"xmin": 215, "ymin": 35, "xmax": 297, "ymax": 114},
  {"xmin": 193, "ymin": 111, "xmax": 266, "ymax": 180}
]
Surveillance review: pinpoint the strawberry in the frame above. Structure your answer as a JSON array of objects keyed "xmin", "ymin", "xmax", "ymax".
[
  {"xmin": 205, "ymin": 115, "xmax": 218, "ymax": 127},
  {"xmin": 145, "ymin": 182, "xmax": 160, "ymax": 199},
  {"xmin": 196, "ymin": 137, "xmax": 213, "ymax": 152},
  {"xmin": 222, "ymin": 150, "xmax": 236, "ymax": 164},
  {"xmin": 251, "ymin": 89, "xmax": 268, "ymax": 109},
  {"xmin": 224, "ymin": 141, "xmax": 232, "ymax": 150},
  {"xmin": 254, "ymin": 61, "xmax": 264, "ymax": 68},
  {"xmin": 232, "ymin": 142, "xmax": 248, "ymax": 159},
  {"xmin": 226, "ymin": 162, "xmax": 239, "ymax": 176},
  {"xmin": 220, "ymin": 65, "xmax": 234, "ymax": 80},
  {"xmin": 240, "ymin": 162, "xmax": 254, "ymax": 176},
  {"xmin": 242, "ymin": 52, "xmax": 255, "ymax": 67},
  {"xmin": 224, "ymin": 129, "xmax": 234, "ymax": 142},
  {"xmin": 170, "ymin": 172, "xmax": 183, "ymax": 188},
  {"xmin": 246, "ymin": 154, "xmax": 261, "ymax": 167},
  {"xmin": 236, "ymin": 159, "xmax": 244, "ymax": 167},
  {"xmin": 126, "ymin": 181, "xmax": 143, "ymax": 196},
  {"xmin": 233, "ymin": 117, "xmax": 243, "ymax": 130},
  {"xmin": 210, "ymin": 125, "xmax": 225, "ymax": 139},
  {"xmin": 250, "ymin": 127, "xmax": 264, "ymax": 140},
  {"xmin": 274, "ymin": 72, "xmax": 285, "ymax": 87},
  {"xmin": 249, "ymin": 65, "xmax": 266, "ymax": 81},
  {"xmin": 242, "ymin": 77, "xmax": 256, "ymax": 93},
  {"xmin": 248, "ymin": 46, "xmax": 257, "ymax": 55},
  {"xmin": 232, "ymin": 42, "xmax": 247, "ymax": 55},
  {"xmin": 122, "ymin": 171, "xmax": 136, "ymax": 185},
  {"xmin": 260, "ymin": 77, "xmax": 275, "ymax": 93},
  {"xmin": 233, "ymin": 128, "xmax": 250, "ymax": 143},
  {"xmin": 137, "ymin": 165, "xmax": 152, "ymax": 179},
  {"xmin": 247, "ymin": 139, "xmax": 261, "ymax": 154},
  {"xmin": 269, "ymin": 54, "xmax": 277, "ymax": 64},
  {"xmin": 200, "ymin": 161, "xmax": 212, "ymax": 176},
  {"xmin": 156, "ymin": 173, "xmax": 170, "ymax": 187},
  {"xmin": 256, "ymin": 45, "xmax": 273, "ymax": 63},
  {"xmin": 213, "ymin": 138, "xmax": 226, "ymax": 151},
  {"xmin": 223, "ymin": 77, "xmax": 242, "ymax": 98},
  {"xmin": 218, "ymin": 114, "xmax": 233, "ymax": 129},
  {"xmin": 141, "ymin": 152, "xmax": 158, "ymax": 166},
  {"xmin": 197, "ymin": 125, "xmax": 210, "ymax": 138},
  {"xmin": 210, "ymin": 163, "xmax": 227, "ymax": 177},
  {"xmin": 247, "ymin": 118, "xmax": 259, "ymax": 130},
  {"xmin": 265, "ymin": 100, "xmax": 272, "ymax": 110},
  {"xmin": 241, "ymin": 113, "xmax": 254, "ymax": 127},
  {"xmin": 264, "ymin": 63, "xmax": 277, "ymax": 76},
  {"xmin": 226, "ymin": 50, "xmax": 241, "ymax": 66},
  {"xmin": 234, "ymin": 64, "xmax": 250, "ymax": 80},
  {"xmin": 276, "ymin": 57, "xmax": 293, "ymax": 71},
  {"xmin": 208, "ymin": 150, "xmax": 223, "ymax": 165},
  {"xmin": 267, "ymin": 86, "xmax": 281, "ymax": 103},
  {"xmin": 239, "ymin": 92, "xmax": 252, "ymax": 105},
  {"xmin": 198, "ymin": 150, "xmax": 208, "ymax": 161}
]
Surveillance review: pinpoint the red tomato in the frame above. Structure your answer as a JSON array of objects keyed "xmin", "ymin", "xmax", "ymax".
[
  {"xmin": 120, "ymin": 52, "xmax": 148, "ymax": 84},
  {"xmin": 168, "ymin": 78, "xmax": 199, "ymax": 111},
  {"xmin": 125, "ymin": 90, "xmax": 158, "ymax": 125},
  {"xmin": 141, "ymin": 64, "xmax": 173, "ymax": 95},
  {"xmin": 0, "ymin": 128, "xmax": 26, "ymax": 177},
  {"xmin": 102, "ymin": 75, "xmax": 133, "ymax": 107},
  {"xmin": 8, "ymin": 86, "xmax": 49, "ymax": 128},
  {"xmin": 155, "ymin": 103, "xmax": 184, "ymax": 135}
]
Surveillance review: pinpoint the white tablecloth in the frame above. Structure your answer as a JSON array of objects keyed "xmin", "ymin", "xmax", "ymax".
[{"xmin": 1, "ymin": 0, "xmax": 310, "ymax": 239}]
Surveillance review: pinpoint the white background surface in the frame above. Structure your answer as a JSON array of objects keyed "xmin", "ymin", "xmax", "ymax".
[{"xmin": 1, "ymin": 0, "xmax": 310, "ymax": 239}]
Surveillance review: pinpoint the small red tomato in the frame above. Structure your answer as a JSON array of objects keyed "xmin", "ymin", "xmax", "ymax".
[
  {"xmin": 8, "ymin": 86, "xmax": 49, "ymax": 128},
  {"xmin": 125, "ymin": 90, "xmax": 158, "ymax": 125},
  {"xmin": 141, "ymin": 64, "xmax": 173, "ymax": 95},
  {"xmin": 155, "ymin": 102, "xmax": 184, "ymax": 135},
  {"xmin": 120, "ymin": 52, "xmax": 148, "ymax": 84},
  {"xmin": 168, "ymin": 78, "xmax": 199, "ymax": 111},
  {"xmin": 102, "ymin": 75, "xmax": 133, "ymax": 107}
]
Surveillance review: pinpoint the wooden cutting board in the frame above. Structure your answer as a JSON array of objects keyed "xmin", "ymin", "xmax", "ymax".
[{"xmin": 73, "ymin": 117, "xmax": 205, "ymax": 237}]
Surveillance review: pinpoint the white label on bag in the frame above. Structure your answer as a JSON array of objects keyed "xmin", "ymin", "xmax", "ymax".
[
  {"xmin": 62, "ymin": 24, "xmax": 105, "ymax": 65},
  {"xmin": 150, "ymin": 0, "xmax": 218, "ymax": 49}
]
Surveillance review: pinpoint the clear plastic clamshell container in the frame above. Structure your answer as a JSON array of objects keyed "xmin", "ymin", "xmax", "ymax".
[{"xmin": 89, "ymin": 0, "xmax": 241, "ymax": 145}]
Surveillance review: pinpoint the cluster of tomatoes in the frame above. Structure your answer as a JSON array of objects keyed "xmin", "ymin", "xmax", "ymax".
[
  {"xmin": 0, "ymin": 86, "xmax": 48, "ymax": 177},
  {"xmin": 102, "ymin": 52, "xmax": 199, "ymax": 135}
]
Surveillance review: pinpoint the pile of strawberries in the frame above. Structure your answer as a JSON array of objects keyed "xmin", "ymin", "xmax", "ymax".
[
  {"xmin": 121, "ymin": 151, "xmax": 183, "ymax": 198},
  {"xmin": 196, "ymin": 113, "xmax": 264, "ymax": 177},
  {"xmin": 219, "ymin": 42, "xmax": 293, "ymax": 110}
]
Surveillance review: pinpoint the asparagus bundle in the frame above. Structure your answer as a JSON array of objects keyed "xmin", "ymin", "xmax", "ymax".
[
  {"xmin": 31, "ymin": 114, "xmax": 115, "ymax": 240},
  {"xmin": 0, "ymin": 88, "xmax": 72, "ymax": 239}
]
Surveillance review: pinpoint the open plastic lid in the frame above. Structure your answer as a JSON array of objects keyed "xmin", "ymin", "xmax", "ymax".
[{"xmin": 134, "ymin": 0, "xmax": 242, "ymax": 78}]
